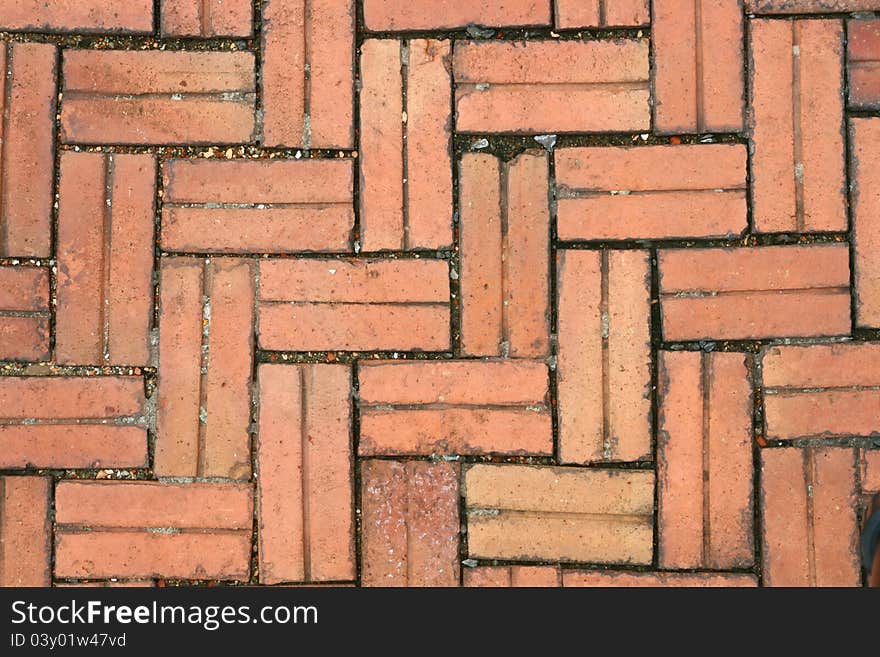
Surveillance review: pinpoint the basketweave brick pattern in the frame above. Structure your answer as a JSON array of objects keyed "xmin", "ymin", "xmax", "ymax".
[{"xmin": 4, "ymin": 2, "xmax": 880, "ymax": 589}]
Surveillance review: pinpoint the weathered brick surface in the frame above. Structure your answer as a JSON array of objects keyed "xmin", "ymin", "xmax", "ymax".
[
  {"xmin": 160, "ymin": 0, "xmax": 253, "ymax": 37},
  {"xmin": 0, "ymin": 266, "xmax": 50, "ymax": 361},
  {"xmin": 55, "ymin": 481, "xmax": 253, "ymax": 580},
  {"xmin": 653, "ymin": 0, "xmax": 744, "ymax": 134},
  {"xmin": 57, "ymin": 152, "xmax": 155, "ymax": 365},
  {"xmin": 555, "ymin": 1, "xmax": 648, "ymax": 29},
  {"xmin": 563, "ymin": 571, "xmax": 758, "ymax": 587},
  {"xmin": 851, "ymin": 118, "xmax": 880, "ymax": 328},
  {"xmin": 261, "ymin": 0, "xmax": 354, "ymax": 148},
  {"xmin": 762, "ymin": 343, "xmax": 880, "ymax": 440},
  {"xmin": 0, "ymin": 1, "xmax": 153, "ymax": 33},
  {"xmin": 556, "ymin": 249, "xmax": 651, "ymax": 463},
  {"xmin": 556, "ymin": 144, "xmax": 747, "ymax": 240},
  {"xmin": 363, "ymin": 0, "xmax": 550, "ymax": 30},
  {"xmin": 162, "ymin": 158, "xmax": 354, "ymax": 253},
  {"xmin": 864, "ymin": 449, "xmax": 880, "ymax": 493},
  {"xmin": 848, "ymin": 19, "xmax": 880, "ymax": 109},
  {"xmin": 0, "ymin": 42, "xmax": 57, "ymax": 258},
  {"xmin": 454, "ymin": 40, "xmax": 650, "ymax": 133},
  {"xmin": 358, "ymin": 360, "xmax": 551, "ymax": 456},
  {"xmin": 460, "ymin": 152, "xmax": 550, "ymax": 357},
  {"xmin": 749, "ymin": 18, "xmax": 846, "ymax": 233},
  {"xmin": 659, "ymin": 245, "xmax": 851, "ymax": 341},
  {"xmin": 0, "ymin": 377, "xmax": 147, "ymax": 469},
  {"xmin": 61, "ymin": 50, "xmax": 256, "ymax": 144},
  {"xmin": 747, "ymin": 0, "xmax": 879, "ymax": 11},
  {"xmin": 658, "ymin": 351, "xmax": 754, "ymax": 569},
  {"xmin": 359, "ymin": 39, "xmax": 453, "ymax": 250},
  {"xmin": 463, "ymin": 566, "xmax": 562, "ymax": 587},
  {"xmin": 156, "ymin": 258, "xmax": 254, "ymax": 479},
  {"xmin": 465, "ymin": 464, "xmax": 654, "ymax": 564},
  {"xmin": 257, "ymin": 258, "xmax": 450, "ymax": 352},
  {"xmin": 361, "ymin": 460, "xmax": 459, "ymax": 587},
  {"xmin": 0, "ymin": 477, "xmax": 51, "ymax": 586},
  {"xmin": 257, "ymin": 364, "xmax": 355, "ymax": 584},
  {"xmin": 761, "ymin": 446, "xmax": 861, "ymax": 587}
]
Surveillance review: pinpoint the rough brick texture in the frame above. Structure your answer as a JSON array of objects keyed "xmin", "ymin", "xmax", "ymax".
[
  {"xmin": 454, "ymin": 40, "xmax": 650, "ymax": 133},
  {"xmin": 160, "ymin": 0, "xmax": 253, "ymax": 37},
  {"xmin": 363, "ymin": 0, "xmax": 550, "ymax": 30},
  {"xmin": 162, "ymin": 158, "xmax": 354, "ymax": 253},
  {"xmin": 0, "ymin": 477, "xmax": 51, "ymax": 586},
  {"xmin": 463, "ymin": 566, "xmax": 562, "ymax": 587},
  {"xmin": 0, "ymin": 1, "xmax": 153, "ymax": 33},
  {"xmin": 358, "ymin": 360, "xmax": 551, "ymax": 456},
  {"xmin": 564, "ymin": 571, "xmax": 758, "ymax": 587},
  {"xmin": 848, "ymin": 19, "xmax": 880, "ymax": 109},
  {"xmin": 555, "ymin": 1, "xmax": 648, "ymax": 29},
  {"xmin": 851, "ymin": 117, "xmax": 880, "ymax": 328},
  {"xmin": 0, "ymin": 266, "xmax": 50, "ymax": 362},
  {"xmin": 556, "ymin": 144, "xmax": 747, "ymax": 240}
]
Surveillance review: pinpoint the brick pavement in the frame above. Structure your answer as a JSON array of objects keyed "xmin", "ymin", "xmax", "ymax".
[{"xmin": 0, "ymin": 1, "xmax": 878, "ymax": 588}]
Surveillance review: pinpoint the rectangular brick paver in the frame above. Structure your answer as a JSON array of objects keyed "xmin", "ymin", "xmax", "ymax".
[
  {"xmin": 557, "ymin": 249, "xmax": 652, "ymax": 463},
  {"xmin": 465, "ymin": 464, "xmax": 654, "ymax": 564},
  {"xmin": 0, "ymin": 377, "xmax": 147, "ymax": 470},
  {"xmin": 0, "ymin": 266, "xmax": 50, "ymax": 362},
  {"xmin": 849, "ymin": 19, "xmax": 880, "ymax": 109},
  {"xmin": 1, "ymin": 0, "xmax": 153, "ymax": 33},
  {"xmin": 257, "ymin": 364, "xmax": 355, "ymax": 584},
  {"xmin": 54, "ymin": 481, "xmax": 253, "ymax": 580},
  {"xmin": 659, "ymin": 245, "xmax": 851, "ymax": 341},
  {"xmin": 160, "ymin": 0, "xmax": 253, "ymax": 37},
  {"xmin": 361, "ymin": 460, "xmax": 459, "ymax": 587},
  {"xmin": 358, "ymin": 359, "xmax": 551, "ymax": 456},
  {"xmin": 460, "ymin": 151, "xmax": 550, "ymax": 357},
  {"xmin": 555, "ymin": 1, "xmax": 649, "ymax": 29},
  {"xmin": 761, "ymin": 446, "xmax": 861, "ymax": 587},
  {"xmin": 454, "ymin": 40, "xmax": 650, "ymax": 133},
  {"xmin": 851, "ymin": 117, "xmax": 880, "ymax": 328},
  {"xmin": 658, "ymin": 351, "xmax": 754, "ymax": 569},
  {"xmin": 0, "ymin": 42, "xmax": 57, "ymax": 258},
  {"xmin": 363, "ymin": 0, "xmax": 550, "ymax": 30},
  {"xmin": 359, "ymin": 39, "xmax": 453, "ymax": 251},
  {"xmin": 463, "ymin": 566, "xmax": 562, "ymax": 587},
  {"xmin": 162, "ymin": 158, "xmax": 354, "ymax": 253},
  {"xmin": 653, "ymin": 0, "xmax": 744, "ymax": 134},
  {"xmin": 57, "ymin": 152, "xmax": 155, "ymax": 366},
  {"xmin": 257, "ymin": 258, "xmax": 450, "ymax": 352},
  {"xmin": 762, "ymin": 343, "xmax": 880, "ymax": 440},
  {"xmin": 749, "ymin": 18, "xmax": 847, "ymax": 233},
  {"xmin": 564, "ymin": 571, "xmax": 758, "ymax": 587},
  {"xmin": 555, "ymin": 144, "xmax": 747, "ymax": 240},
  {"xmin": 61, "ymin": 50, "xmax": 256, "ymax": 144},
  {"xmin": 0, "ymin": 477, "xmax": 51, "ymax": 587}
]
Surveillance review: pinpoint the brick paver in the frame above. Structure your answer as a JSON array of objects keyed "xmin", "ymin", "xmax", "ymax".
[{"xmin": 1, "ymin": 1, "xmax": 878, "ymax": 589}]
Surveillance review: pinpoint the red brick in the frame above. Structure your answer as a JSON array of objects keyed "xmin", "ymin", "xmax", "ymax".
[
  {"xmin": 361, "ymin": 460, "xmax": 459, "ymax": 587},
  {"xmin": 0, "ymin": 266, "xmax": 49, "ymax": 361},
  {"xmin": 563, "ymin": 571, "xmax": 758, "ymax": 587},
  {"xmin": 749, "ymin": 18, "xmax": 846, "ymax": 233},
  {"xmin": 848, "ymin": 19, "xmax": 880, "ymax": 109},
  {"xmin": 61, "ymin": 50, "xmax": 256, "ymax": 144},
  {"xmin": 358, "ymin": 360, "xmax": 551, "ymax": 456},
  {"xmin": 658, "ymin": 351, "xmax": 754, "ymax": 569},
  {"xmin": 761, "ymin": 446, "xmax": 861, "ymax": 587},
  {"xmin": 0, "ymin": 0, "xmax": 153, "ymax": 32},
  {"xmin": 556, "ymin": 144, "xmax": 747, "ymax": 240},
  {"xmin": 257, "ymin": 364, "xmax": 355, "ymax": 584},
  {"xmin": 465, "ymin": 464, "xmax": 654, "ymax": 564},
  {"xmin": 58, "ymin": 581, "xmax": 154, "ymax": 587},
  {"xmin": 55, "ymin": 481, "xmax": 253, "ymax": 580},
  {"xmin": 851, "ymin": 118, "xmax": 880, "ymax": 328},
  {"xmin": 57, "ymin": 152, "xmax": 155, "ymax": 366},
  {"xmin": 363, "ymin": 0, "xmax": 550, "ymax": 30},
  {"xmin": 653, "ymin": 0, "xmax": 744, "ymax": 134},
  {"xmin": 0, "ymin": 376, "xmax": 147, "ymax": 469},
  {"xmin": 555, "ymin": 0, "xmax": 648, "ymax": 29},
  {"xmin": 162, "ymin": 158, "xmax": 353, "ymax": 253},
  {"xmin": 762, "ymin": 343, "xmax": 880, "ymax": 440},
  {"xmin": 257, "ymin": 258, "xmax": 450, "ymax": 352},
  {"xmin": 0, "ymin": 42, "xmax": 57, "ymax": 258},
  {"xmin": 261, "ymin": 0, "xmax": 354, "ymax": 148},
  {"xmin": 659, "ymin": 245, "xmax": 851, "ymax": 341},
  {"xmin": 160, "ymin": 0, "xmax": 252, "ymax": 37},
  {"xmin": 454, "ymin": 40, "xmax": 649, "ymax": 133},
  {"xmin": 863, "ymin": 449, "xmax": 880, "ymax": 493},
  {"xmin": 557, "ymin": 250, "xmax": 651, "ymax": 463},
  {"xmin": 463, "ymin": 566, "xmax": 561, "ymax": 587},
  {"xmin": 156, "ymin": 258, "xmax": 255, "ymax": 479},
  {"xmin": 0, "ymin": 477, "xmax": 51, "ymax": 586},
  {"xmin": 746, "ymin": 0, "xmax": 879, "ymax": 11},
  {"xmin": 359, "ymin": 39, "xmax": 453, "ymax": 250},
  {"xmin": 460, "ymin": 152, "xmax": 550, "ymax": 357}
]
